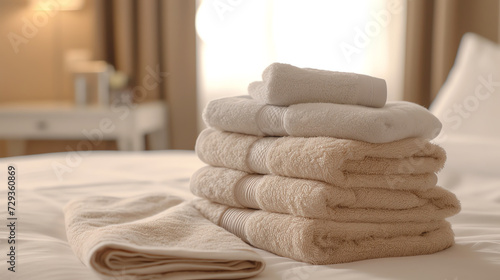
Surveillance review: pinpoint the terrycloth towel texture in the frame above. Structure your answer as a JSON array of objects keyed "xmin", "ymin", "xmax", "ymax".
[
  {"xmin": 193, "ymin": 199, "xmax": 455, "ymax": 265},
  {"xmin": 195, "ymin": 128, "xmax": 446, "ymax": 190},
  {"xmin": 190, "ymin": 166, "xmax": 461, "ymax": 223},
  {"xmin": 64, "ymin": 193, "xmax": 265, "ymax": 280},
  {"xmin": 203, "ymin": 96, "xmax": 442, "ymax": 143},
  {"xmin": 248, "ymin": 62, "xmax": 387, "ymax": 107}
]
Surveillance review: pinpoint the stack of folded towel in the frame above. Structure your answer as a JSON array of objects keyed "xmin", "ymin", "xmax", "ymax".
[{"xmin": 191, "ymin": 63, "xmax": 461, "ymax": 264}]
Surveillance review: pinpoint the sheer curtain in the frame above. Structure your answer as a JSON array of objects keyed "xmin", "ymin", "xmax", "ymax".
[
  {"xmin": 403, "ymin": 0, "xmax": 500, "ymax": 107},
  {"xmin": 94, "ymin": 0, "xmax": 198, "ymax": 150},
  {"xmin": 196, "ymin": 0, "xmax": 407, "ymax": 130}
]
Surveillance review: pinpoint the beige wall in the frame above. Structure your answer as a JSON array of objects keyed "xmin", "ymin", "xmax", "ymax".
[
  {"xmin": 0, "ymin": 0, "xmax": 106, "ymax": 157},
  {"xmin": 0, "ymin": 0, "xmax": 97, "ymax": 102}
]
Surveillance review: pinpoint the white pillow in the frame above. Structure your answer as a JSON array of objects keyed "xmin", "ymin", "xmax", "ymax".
[{"xmin": 431, "ymin": 32, "xmax": 500, "ymax": 141}]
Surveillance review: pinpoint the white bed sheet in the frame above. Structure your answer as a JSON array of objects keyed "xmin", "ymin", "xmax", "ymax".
[{"xmin": 0, "ymin": 149, "xmax": 499, "ymax": 280}]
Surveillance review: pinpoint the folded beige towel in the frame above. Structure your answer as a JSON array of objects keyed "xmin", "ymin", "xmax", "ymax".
[
  {"xmin": 190, "ymin": 166, "xmax": 461, "ymax": 223},
  {"xmin": 193, "ymin": 199, "xmax": 455, "ymax": 264},
  {"xmin": 195, "ymin": 128, "xmax": 446, "ymax": 190},
  {"xmin": 64, "ymin": 193, "xmax": 265, "ymax": 280},
  {"xmin": 248, "ymin": 63, "xmax": 387, "ymax": 107},
  {"xmin": 203, "ymin": 96, "xmax": 441, "ymax": 143}
]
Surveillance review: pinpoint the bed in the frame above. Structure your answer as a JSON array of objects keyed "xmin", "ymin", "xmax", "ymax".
[
  {"xmin": 1, "ymin": 33, "xmax": 500, "ymax": 279},
  {"xmin": 0, "ymin": 147, "xmax": 499, "ymax": 280}
]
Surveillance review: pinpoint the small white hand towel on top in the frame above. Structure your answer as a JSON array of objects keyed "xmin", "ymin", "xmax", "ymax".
[
  {"xmin": 203, "ymin": 96, "xmax": 442, "ymax": 143},
  {"xmin": 248, "ymin": 63, "xmax": 387, "ymax": 107}
]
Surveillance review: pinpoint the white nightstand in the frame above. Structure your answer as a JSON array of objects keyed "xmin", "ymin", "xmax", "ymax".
[{"xmin": 0, "ymin": 101, "xmax": 168, "ymax": 156}]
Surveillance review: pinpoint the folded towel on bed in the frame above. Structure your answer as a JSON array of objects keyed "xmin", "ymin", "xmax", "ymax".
[
  {"xmin": 195, "ymin": 128, "xmax": 446, "ymax": 190},
  {"xmin": 248, "ymin": 63, "xmax": 387, "ymax": 107},
  {"xmin": 193, "ymin": 199, "xmax": 455, "ymax": 264},
  {"xmin": 64, "ymin": 193, "xmax": 265, "ymax": 280},
  {"xmin": 203, "ymin": 96, "xmax": 442, "ymax": 143},
  {"xmin": 190, "ymin": 166, "xmax": 461, "ymax": 223}
]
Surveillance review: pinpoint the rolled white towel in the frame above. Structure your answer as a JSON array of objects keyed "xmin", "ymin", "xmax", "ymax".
[
  {"xmin": 203, "ymin": 96, "xmax": 442, "ymax": 143},
  {"xmin": 248, "ymin": 63, "xmax": 387, "ymax": 107}
]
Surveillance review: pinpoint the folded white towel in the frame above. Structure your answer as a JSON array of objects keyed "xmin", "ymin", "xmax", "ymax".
[
  {"xmin": 190, "ymin": 166, "xmax": 461, "ymax": 223},
  {"xmin": 196, "ymin": 128, "xmax": 445, "ymax": 190},
  {"xmin": 203, "ymin": 96, "xmax": 442, "ymax": 143},
  {"xmin": 64, "ymin": 193, "xmax": 265, "ymax": 280},
  {"xmin": 248, "ymin": 63, "xmax": 387, "ymax": 107},
  {"xmin": 193, "ymin": 199, "xmax": 455, "ymax": 265}
]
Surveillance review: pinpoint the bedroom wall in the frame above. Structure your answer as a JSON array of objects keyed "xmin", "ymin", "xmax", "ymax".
[
  {"xmin": 0, "ymin": 0, "xmax": 115, "ymax": 157},
  {"xmin": 0, "ymin": 0, "xmax": 97, "ymax": 102}
]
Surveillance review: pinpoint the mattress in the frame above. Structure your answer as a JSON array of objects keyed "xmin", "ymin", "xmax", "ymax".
[{"xmin": 0, "ymin": 146, "xmax": 499, "ymax": 280}]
